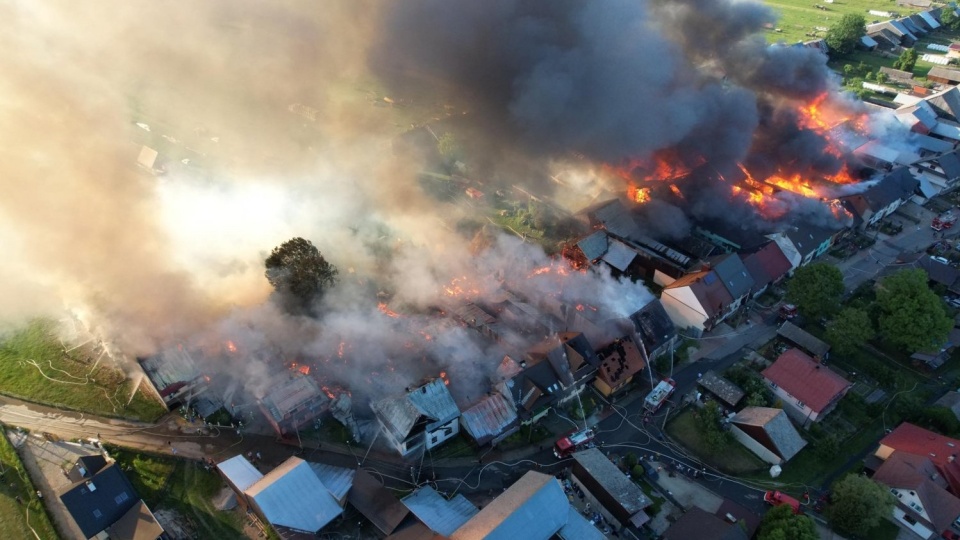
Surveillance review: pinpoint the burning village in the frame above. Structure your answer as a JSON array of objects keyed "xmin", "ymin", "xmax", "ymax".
[{"xmin": 5, "ymin": 0, "xmax": 960, "ymax": 539}]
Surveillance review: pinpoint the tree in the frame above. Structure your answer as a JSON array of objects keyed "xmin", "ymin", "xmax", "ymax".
[
  {"xmin": 758, "ymin": 504, "xmax": 819, "ymax": 540},
  {"xmin": 892, "ymin": 48, "xmax": 918, "ymax": 73},
  {"xmin": 265, "ymin": 237, "xmax": 338, "ymax": 314},
  {"xmin": 825, "ymin": 14, "xmax": 866, "ymax": 57},
  {"xmin": 437, "ymin": 132, "xmax": 463, "ymax": 164},
  {"xmin": 876, "ymin": 269, "xmax": 952, "ymax": 352},
  {"xmin": 786, "ymin": 263, "xmax": 845, "ymax": 320},
  {"xmin": 875, "ymin": 71, "xmax": 887, "ymax": 85},
  {"xmin": 695, "ymin": 401, "xmax": 730, "ymax": 452},
  {"xmin": 825, "ymin": 307, "xmax": 873, "ymax": 357},
  {"xmin": 942, "ymin": 8, "xmax": 960, "ymax": 31},
  {"xmin": 826, "ymin": 475, "xmax": 895, "ymax": 536}
]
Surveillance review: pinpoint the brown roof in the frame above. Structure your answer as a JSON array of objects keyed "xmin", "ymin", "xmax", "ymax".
[
  {"xmin": 348, "ymin": 469, "xmax": 409, "ymax": 536},
  {"xmin": 762, "ymin": 349, "xmax": 851, "ymax": 413},
  {"xmin": 104, "ymin": 500, "xmax": 164, "ymax": 540},
  {"xmin": 595, "ymin": 338, "xmax": 646, "ymax": 389},
  {"xmin": 880, "ymin": 422, "xmax": 960, "ymax": 496},
  {"xmin": 740, "ymin": 242, "xmax": 792, "ymax": 290},
  {"xmin": 664, "ymin": 270, "xmax": 734, "ymax": 318},
  {"xmin": 874, "ymin": 452, "xmax": 960, "ymax": 533}
]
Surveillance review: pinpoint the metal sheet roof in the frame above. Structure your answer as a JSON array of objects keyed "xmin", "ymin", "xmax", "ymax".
[
  {"xmin": 402, "ymin": 486, "xmax": 477, "ymax": 537},
  {"xmin": 460, "ymin": 392, "xmax": 518, "ymax": 445},
  {"xmin": 732, "ymin": 407, "xmax": 807, "ymax": 461},
  {"xmin": 602, "ymin": 239, "xmax": 638, "ymax": 272},
  {"xmin": 262, "ymin": 376, "xmax": 328, "ymax": 421},
  {"xmin": 217, "ymin": 455, "xmax": 263, "ymax": 492},
  {"xmin": 308, "ymin": 462, "xmax": 355, "ymax": 502},
  {"xmin": 451, "ymin": 471, "xmax": 568, "ymax": 540},
  {"xmin": 558, "ymin": 506, "xmax": 606, "ymax": 540},
  {"xmin": 244, "ymin": 457, "xmax": 343, "ymax": 533},
  {"xmin": 348, "ymin": 469, "xmax": 409, "ymax": 536},
  {"xmin": 408, "ymin": 379, "xmax": 460, "ymax": 424},
  {"xmin": 577, "ymin": 231, "xmax": 609, "ymax": 261},
  {"xmin": 572, "ymin": 448, "xmax": 651, "ymax": 514}
]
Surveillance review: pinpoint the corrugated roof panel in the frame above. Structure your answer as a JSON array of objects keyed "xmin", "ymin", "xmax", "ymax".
[
  {"xmin": 309, "ymin": 462, "xmax": 355, "ymax": 502},
  {"xmin": 602, "ymin": 239, "xmax": 638, "ymax": 272},
  {"xmin": 558, "ymin": 506, "xmax": 606, "ymax": 540},
  {"xmin": 245, "ymin": 458, "xmax": 342, "ymax": 533},
  {"xmin": 460, "ymin": 392, "xmax": 518, "ymax": 444},
  {"xmin": 451, "ymin": 472, "xmax": 568, "ymax": 540},
  {"xmin": 402, "ymin": 486, "xmax": 477, "ymax": 537},
  {"xmin": 217, "ymin": 455, "xmax": 263, "ymax": 492},
  {"xmin": 408, "ymin": 379, "xmax": 460, "ymax": 423}
]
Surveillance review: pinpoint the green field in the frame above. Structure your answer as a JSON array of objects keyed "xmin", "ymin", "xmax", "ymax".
[
  {"xmin": 0, "ymin": 426, "xmax": 58, "ymax": 540},
  {"xmin": 762, "ymin": 0, "xmax": 920, "ymax": 46},
  {"xmin": 108, "ymin": 447, "xmax": 247, "ymax": 539},
  {"xmin": 0, "ymin": 319, "xmax": 167, "ymax": 422}
]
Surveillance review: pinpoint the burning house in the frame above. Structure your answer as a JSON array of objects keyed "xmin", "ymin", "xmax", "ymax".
[
  {"xmin": 371, "ymin": 378, "xmax": 461, "ymax": 457},
  {"xmin": 258, "ymin": 374, "xmax": 330, "ymax": 439},
  {"xmin": 459, "ymin": 386, "xmax": 519, "ymax": 447},
  {"xmin": 593, "ymin": 337, "xmax": 646, "ymax": 397},
  {"xmin": 839, "ymin": 167, "xmax": 919, "ymax": 230}
]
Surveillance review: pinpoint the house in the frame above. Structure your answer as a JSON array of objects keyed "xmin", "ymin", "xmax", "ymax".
[
  {"xmin": 762, "ymin": 349, "xmax": 852, "ymax": 427},
  {"xmin": 872, "ymin": 452, "xmax": 960, "ymax": 539},
  {"xmin": 402, "ymin": 486, "xmax": 479, "ymax": 537},
  {"xmin": 258, "ymin": 374, "xmax": 330, "ymax": 438},
  {"xmin": 662, "ymin": 506, "xmax": 748, "ymax": 540},
  {"xmin": 873, "ymin": 423, "xmax": 960, "ymax": 496},
  {"xmin": 570, "ymin": 448, "xmax": 653, "ymax": 530},
  {"xmin": 217, "ymin": 454, "xmax": 264, "ymax": 511},
  {"xmin": 870, "ymin": 30, "xmax": 904, "ymax": 52},
  {"xmin": 777, "ymin": 321, "xmax": 830, "ymax": 360},
  {"xmin": 840, "ymin": 167, "xmax": 919, "ymax": 230},
  {"xmin": 895, "ymin": 101, "xmax": 939, "ymax": 135},
  {"xmin": 502, "ymin": 332, "xmax": 598, "ymax": 424},
  {"xmin": 927, "ymin": 87, "xmax": 960, "ymax": 123},
  {"xmin": 459, "ymin": 387, "xmax": 519, "ymax": 446},
  {"xmin": 729, "ymin": 407, "xmax": 808, "ymax": 465},
  {"xmin": 928, "ymin": 67, "xmax": 960, "ymax": 87},
  {"xmin": 242, "ymin": 457, "xmax": 350, "ymax": 536},
  {"xmin": 576, "ymin": 198, "xmax": 643, "ymax": 243},
  {"xmin": 371, "ymin": 378, "xmax": 461, "ymax": 456},
  {"xmin": 740, "ymin": 241, "xmax": 792, "ymax": 297},
  {"xmin": 765, "ymin": 231, "xmax": 803, "ymax": 272},
  {"xmin": 859, "ymin": 35, "xmax": 879, "ymax": 51},
  {"xmin": 909, "ymin": 150, "xmax": 960, "ymax": 200},
  {"xmin": 60, "ymin": 459, "xmax": 164, "ymax": 540},
  {"xmin": 593, "ymin": 337, "xmax": 647, "ymax": 397},
  {"xmin": 715, "ymin": 499, "xmax": 761, "ymax": 538},
  {"xmin": 450, "ymin": 471, "xmax": 605, "ymax": 540},
  {"xmin": 628, "ymin": 299, "xmax": 679, "ymax": 361},
  {"xmin": 570, "ymin": 220, "xmax": 693, "ymax": 286},
  {"xmin": 779, "ymin": 221, "xmax": 837, "ymax": 268},
  {"xmin": 347, "ymin": 469, "xmax": 410, "ymax": 537},
  {"xmin": 659, "ymin": 270, "xmax": 734, "ymax": 334},
  {"xmin": 703, "ymin": 253, "xmax": 755, "ymax": 314},
  {"xmin": 697, "ymin": 370, "xmax": 745, "ymax": 408},
  {"xmin": 920, "ymin": 10, "xmax": 941, "ymax": 30}
]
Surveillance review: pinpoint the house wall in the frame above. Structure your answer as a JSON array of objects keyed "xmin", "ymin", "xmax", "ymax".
[
  {"xmin": 729, "ymin": 425, "xmax": 782, "ymax": 465},
  {"xmin": 653, "ymin": 270, "xmax": 676, "ymax": 287},
  {"xmin": 660, "ymin": 288, "xmax": 708, "ymax": 333},
  {"xmin": 892, "ymin": 489, "xmax": 933, "ymax": 523},
  {"xmin": 768, "ymin": 233, "xmax": 803, "ymax": 271},
  {"xmin": 892, "ymin": 506, "xmax": 935, "ymax": 539},
  {"xmin": 766, "ymin": 383, "xmax": 821, "ymax": 427},
  {"xmin": 425, "ymin": 418, "xmax": 459, "ymax": 450}
]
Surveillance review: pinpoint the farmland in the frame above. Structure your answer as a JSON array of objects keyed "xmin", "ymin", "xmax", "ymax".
[{"xmin": 762, "ymin": 0, "xmax": 920, "ymax": 46}]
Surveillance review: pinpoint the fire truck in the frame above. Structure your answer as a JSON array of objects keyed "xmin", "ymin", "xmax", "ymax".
[
  {"xmin": 644, "ymin": 378, "xmax": 676, "ymax": 413},
  {"xmin": 778, "ymin": 304, "xmax": 798, "ymax": 320},
  {"xmin": 553, "ymin": 427, "xmax": 595, "ymax": 458},
  {"xmin": 764, "ymin": 491, "xmax": 802, "ymax": 514},
  {"xmin": 932, "ymin": 212, "xmax": 957, "ymax": 232}
]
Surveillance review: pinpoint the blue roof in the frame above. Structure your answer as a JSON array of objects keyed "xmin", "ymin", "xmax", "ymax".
[
  {"xmin": 559, "ymin": 506, "xmax": 606, "ymax": 540},
  {"xmin": 451, "ymin": 472, "xmax": 568, "ymax": 540},
  {"xmin": 711, "ymin": 254, "xmax": 755, "ymax": 300},
  {"xmin": 402, "ymin": 486, "xmax": 478, "ymax": 536}
]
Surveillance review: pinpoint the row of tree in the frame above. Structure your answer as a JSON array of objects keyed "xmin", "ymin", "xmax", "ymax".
[{"xmin": 786, "ymin": 264, "xmax": 952, "ymax": 354}]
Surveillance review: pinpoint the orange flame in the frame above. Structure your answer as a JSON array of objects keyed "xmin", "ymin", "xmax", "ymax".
[
  {"xmin": 440, "ymin": 371, "xmax": 450, "ymax": 386},
  {"xmin": 630, "ymin": 186, "xmax": 651, "ymax": 204},
  {"xmin": 378, "ymin": 303, "xmax": 400, "ymax": 318},
  {"xmin": 669, "ymin": 184, "xmax": 684, "ymax": 199},
  {"xmin": 225, "ymin": 340, "xmax": 237, "ymax": 353},
  {"xmin": 337, "ymin": 341, "xmax": 346, "ymax": 359}
]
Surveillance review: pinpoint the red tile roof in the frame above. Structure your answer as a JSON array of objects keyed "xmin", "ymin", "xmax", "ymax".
[
  {"xmin": 880, "ymin": 423, "xmax": 960, "ymax": 468},
  {"xmin": 762, "ymin": 349, "xmax": 851, "ymax": 413}
]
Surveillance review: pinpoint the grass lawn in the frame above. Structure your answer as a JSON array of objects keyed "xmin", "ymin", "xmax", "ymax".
[
  {"xmin": 762, "ymin": 0, "xmax": 921, "ymax": 46},
  {"xmin": 108, "ymin": 447, "xmax": 246, "ymax": 539},
  {"xmin": 0, "ymin": 319, "xmax": 167, "ymax": 422},
  {"xmin": 666, "ymin": 409, "xmax": 767, "ymax": 475},
  {"xmin": 0, "ymin": 426, "xmax": 58, "ymax": 540}
]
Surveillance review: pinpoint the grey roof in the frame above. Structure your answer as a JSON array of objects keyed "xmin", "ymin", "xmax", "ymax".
[
  {"xmin": 402, "ymin": 486, "xmax": 478, "ymax": 537},
  {"xmin": 934, "ymin": 391, "xmax": 960, "ymax": 420},
  {"xmin": 577, "ymin": 231, "xmax": 609, "ymax": 261},
  {"xmin": 663, "ymin": 507, "xmax": 748, "ymax": 540},
  {"xmin": 69, "ymin": 454, "xmax": 108, "ymax": 482},
  {"xmin": 139, "ymin": 347, "xmax": 200, "ymax": 391},
  {"xmin": 778, "ymin": 321, "xmax": 831, "ymax": 358},
  {"xmin": 929, "ymin": 67, "xmax": 960, "ymax": 84},
  {"xmin": 927, "ymin": 87, "xmax": 960, "ymax": 122},
  {"xmin": 217, "ymin": 455, "xmax": 264, "ymax": 492},
  {"xmin": 451, "ymin": 471, "xmax": 568, "ymax": 540},
  {"xmin": 348, "ymin": 469, "xmax": 409, "ymax": 536},
  {"xmin": 579, "ymin": 199, "xmax": 642, "ymax": 241},
  {"xmin": 732, "ymin": 407, "xmax": 808, "ymax": 461},
  {"xmin": 602, "ymin": 238, "xmax": 638, "ymax": 272},
  {"xmin": 709, "ymin": 254, "xmax": 755, "ymax": 300},
  {"xmin": 261, "ymin": 375, "xmax": 328, "ymax": 421},
  {"xmin": 372, "ymin": 379, "xmax": 460, "ymax": 442},
  {"xmin": 698, "ymin": 371, "xmax": 745, "ymax": 407},
  {"xmin": 460, "ymin": 391, "xmax": 518, "ymax": 446},
  {"xmin": 558, "ymin": 506, "xmax": 606, "ymax": 540},
  {"xmin": 244, "ymin": 457, "xmax": 343, "ymax": 533},
  {"xmin": 783, "ymin": 222, "xmax": 834, "ymax": 256},
  {"xmin": 917, "ymin": 255, "xmax": 960, "ymax": 288},
  {"xmin": 60, "ymin": 463, "xmax": 140, "ymax": 538},
  {"xmin": 572, "ymin": 448, "xmax": 652, "ymax": 514},
  {"xmin": 308, "ymin": 462, "xmax": 355, "ymax": 502},
  {"xmin": 629, "ymin": 300, "xmax": 677, "ymax": 353}
]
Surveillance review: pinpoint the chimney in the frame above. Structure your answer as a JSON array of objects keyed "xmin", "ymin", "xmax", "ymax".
[
  {"xmin": 86, "ymin": 481, "xmax": 97, "ymax": 492},
  {"xmin": 520, "ymin": 360, "xmax": 527, "ymax": 369}
]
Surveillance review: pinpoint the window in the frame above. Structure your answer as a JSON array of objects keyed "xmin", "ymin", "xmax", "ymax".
[
  {"xmin": 93, "ymin": 509, "xmax": 102, "ymax": 519},
  {"xmin": 769, "ymin": 382, "xmax": 778, "ymax": 389},
  {"xmin": 903, "ymin": 514, "xmax": 918, "ymax": 525},
  {"xmin": 114, "ymin": 492, "xmax": 129, "ymax": 505},
  {"xmin": 797, "ymin": 400, "xmax": 805, "ymax": 408}
]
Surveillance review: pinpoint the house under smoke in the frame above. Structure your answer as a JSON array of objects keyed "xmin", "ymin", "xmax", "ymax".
[
  {"xmin": 258, "ymin": 374, "xmax": 330, "ymax": 438},
  {"xmin": 659, "ymin": 269, "xmax": 735, "ymax": 334},
  {"xmin": 840, "ymin": 167, "xmax": 919, "ymax": 230},
  {"xmin": 593, "ymin": 337, "xmax": 646, "ymax": 397},
  {"xmin": 370, "ymin": 378, "xmax": 461, "ymax": 457},
  {"xmin": 628, "ymin": 299, "xmax": 678, "ymax": 361},
  {"xmin": 459, "ymin": 383, "xmax": 519, "ymax": 447}
]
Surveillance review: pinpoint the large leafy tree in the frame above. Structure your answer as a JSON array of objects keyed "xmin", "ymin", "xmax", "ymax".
[
  {"xmin": 892, "ymin": 48, "xmax": 918, "ymax": 73},
  {"xmin": 265, "ymin": 237, "xmax": 338, "ymax": 314},
  {"xmin": 757, "ymin": 504, "xmax": 818, "ymax": 540},
  {"xmin": 942, "ymin": 9, "xmax": 960, "ymax": 31},
  {"xmin": 826, "ymin": 475, "xmax": 895, "ymax": 536},
  {"xmin": 825, "ymin": 307, "xmax": 874, "ymax": 357},
  {"xmin": 786, "ymin": 263, "xmax": 845, "ymax": 320},
  {"xmin": 825, "ymin": 14, "xmax": 866, "ymax": 58},
  {"xmin": 876, "ymin": 269, "xmax": 952, "ymax": 352}
]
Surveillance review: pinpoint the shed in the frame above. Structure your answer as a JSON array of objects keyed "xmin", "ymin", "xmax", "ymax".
[
  {"xmin": 928, "ymin": 67, "xmax": 960, "ymax": 86},
  {"xmin": 697, "ymin": 371, "xmax": 745, "ymax": 408},
  {"xmin": 570, "ymin": 447, "xmax": 652, "ymax": 528},
  {"xmin": 777, "ymin": 321, "xmax": 830, "ymax": 359},
  {"xmin": 730, "ymin": 407, "xmax": 808, "ymax": 464},
  {"xmin": 243, "ymin": 457, "xmax": 344, "ymax": 534}
]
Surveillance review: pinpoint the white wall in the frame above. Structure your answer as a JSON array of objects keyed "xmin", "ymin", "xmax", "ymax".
[
  {"xmin": 729, "ymin": 425, "xmax": 782, "ymax": 465},
  {"xmin": 892, "ymin": 506, "xmax": 935, "ymax": 539},
  {"xmin": 660, "ymin": 287, "xmax": 707, "ymax": 332}
]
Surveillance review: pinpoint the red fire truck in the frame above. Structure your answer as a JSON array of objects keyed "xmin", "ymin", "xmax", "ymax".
[
  {"xmin": 553, "ymin": 427, "xmax": 595, "ymax": 458},
  {"xmin": 764, "ymin": 491, "xmax": 802, "ymax": 514},
  {"xmin": 644, "ymin": 378, "xmax": 676, "ymax": 413},
  {"xmin": 932, "ymin": 212, "xmax": 957, "ymax": 232}
]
